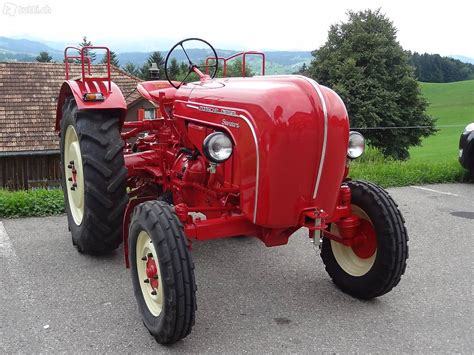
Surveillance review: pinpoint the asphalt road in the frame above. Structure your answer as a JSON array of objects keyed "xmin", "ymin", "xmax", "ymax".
[{"xmin": 1, "ymin": 183, "xmax": 473, "ymax": 353}]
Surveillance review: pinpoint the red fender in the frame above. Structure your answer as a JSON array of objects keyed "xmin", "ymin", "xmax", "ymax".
[{"xmin": 55, "ymin": 79, "xmax": 128, "ymax": 131}]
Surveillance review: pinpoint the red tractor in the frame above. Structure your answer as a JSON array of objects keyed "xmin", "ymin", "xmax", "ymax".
[{"xmin": 56, "ymin": 39, "xmax": 408, "ymax": 344}]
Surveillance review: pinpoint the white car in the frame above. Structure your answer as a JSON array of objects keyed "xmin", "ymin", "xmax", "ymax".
[{"xmin": 459, "ymin": 123, "xmax": 474, "ymax": 177}]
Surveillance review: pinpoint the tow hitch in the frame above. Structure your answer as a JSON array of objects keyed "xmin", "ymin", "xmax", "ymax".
[{"xmin": 301, "ymin": 209, "xmax": 328, "ymax": 249}]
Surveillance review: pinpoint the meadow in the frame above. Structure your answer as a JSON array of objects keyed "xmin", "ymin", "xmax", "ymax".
[{"xmin": 350, "ymin": 80, "xmax": 474, "ymax": 186}]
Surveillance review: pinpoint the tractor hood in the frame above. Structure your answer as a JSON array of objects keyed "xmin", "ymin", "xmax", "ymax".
[{"xmin": 173, "ymin": 75, "xmax": 349, "ymax": 228}]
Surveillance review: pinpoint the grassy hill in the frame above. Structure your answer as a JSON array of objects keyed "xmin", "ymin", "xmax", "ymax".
[
  {"xmin": 351, "ymin": 80, "xmax": 473, "ymax": 186},
  {"xmin": 410, "ymin": 80, "xmax": 474, "ymax": 161}
]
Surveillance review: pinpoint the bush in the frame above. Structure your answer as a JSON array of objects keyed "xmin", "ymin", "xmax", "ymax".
[{"xmin": 0, "ymin": 189, "xmax": 64, "ymax": 218}]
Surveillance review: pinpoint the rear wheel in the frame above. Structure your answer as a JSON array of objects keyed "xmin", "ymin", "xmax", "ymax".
[
  {"xmin": 60, "ymin": 97, "xmax": 128, "ymax": 253},
  {"xmin": 321, "ymin": 180, "xmax": 408, "ymax": 299},
  {"xmin": 129, "ymin": 201, "xmax": 196, "ymax": 344}
]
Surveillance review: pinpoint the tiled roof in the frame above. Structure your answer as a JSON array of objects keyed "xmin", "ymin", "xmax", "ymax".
[{"xmin": 0, "ymin": 62, "xmax": 142, "ymax": 153}]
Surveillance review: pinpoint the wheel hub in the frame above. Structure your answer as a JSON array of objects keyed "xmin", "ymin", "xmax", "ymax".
[
  {"xmin": 136, "ymin": 231, "xmax": 163, "ymax": 317},
  {"xmin": 146, "ymin": 256, "xmax": 159, "ymax": 289},
  {"xmin": 330, "ymin": 205, "xmax": 377, "ymax": 277},
  {"xmin": 351, "ymin": 219, "xmax": 377, "ymax": 259},
  {"xmin": 70, "ymin": 163, "xmax": 77, "ymax": 185},
  {"xmin": 64, "ymin": 125, "xmax": 84, "ymax": 225}
]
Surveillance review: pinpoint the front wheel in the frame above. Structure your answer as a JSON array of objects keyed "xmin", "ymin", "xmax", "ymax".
[
  {"xmin": 321, "ymin": 180, "xmax": 408, "ymax": 299},
  {"xmin": 129, "ymin": 201, "xmax": 196, "ymax": 344}
]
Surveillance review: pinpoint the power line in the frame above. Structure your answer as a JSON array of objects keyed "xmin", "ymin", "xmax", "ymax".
[{"xmin": 351, "ymin": 124, "xmax": 467, "ymax": 130}]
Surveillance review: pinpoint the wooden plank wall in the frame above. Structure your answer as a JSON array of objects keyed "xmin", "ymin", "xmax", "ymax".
[{"xmin": 0, "ymin": 154, "xmax": 61, "ymax": 190}]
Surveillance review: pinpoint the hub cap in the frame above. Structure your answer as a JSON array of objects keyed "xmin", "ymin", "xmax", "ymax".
[
  {"xmin": 330, "ymin": 205, "xmax": 377, "ymax": 277},
  {"xmin": 64, "ymin": 125, "xmax": 84, "ymax": 225},
  {"xmin": 136, "ymin": 231, "xmax": 164, "ymax": 317}
]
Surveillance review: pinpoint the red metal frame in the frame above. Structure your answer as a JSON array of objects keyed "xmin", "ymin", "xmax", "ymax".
[
  {"xmin": 57, "ymin": 45, "xmax": 369, "ymax": 268},
  {"xmin": 205, "ymin": 51, "xmax": 266, "ymax": 77},
  {"xmin": 55, "ymin": 46, "xmax": 127, "ymax": 131},
  {"xmin": 64, "ymin": 46, "xmax": 112, "ymax": 92},
  {"xmin": 118, "ymin": 75, "xmax": 361, "ymax": 266}
]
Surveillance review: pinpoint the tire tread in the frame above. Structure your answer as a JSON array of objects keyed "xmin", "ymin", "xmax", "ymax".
[
  {"xmin": 129, "ymin": 201, "xmax": 196, "ymax": 344},
  {"xmin": 60, "ymin": 97, "xmax": 128, "ymax": 253},
  {"xmin": 321, "ymin": 180, "xmax": 408, "ymax": 299}
]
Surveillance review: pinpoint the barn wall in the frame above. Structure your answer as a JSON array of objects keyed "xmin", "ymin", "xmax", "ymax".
[
  {"xmin": 0, "ymin": 153, "xmax": 61, "ymax": 190},
  {"xmin": 0, "ymin": 101, "xmax": 153, "ymax": 191}
]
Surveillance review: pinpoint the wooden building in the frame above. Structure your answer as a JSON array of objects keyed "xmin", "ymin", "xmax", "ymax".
[{"xmin": 0, "ymin": 62, "xmax": 156, "ymax": 189}]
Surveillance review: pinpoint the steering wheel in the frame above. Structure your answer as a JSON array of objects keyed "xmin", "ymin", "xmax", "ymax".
[{"xmin": 164, "ymin": 38, "xmax": 219, "ymax": 89}]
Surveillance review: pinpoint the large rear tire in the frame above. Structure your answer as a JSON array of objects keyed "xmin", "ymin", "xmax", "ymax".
[
  {"xmin": 129, "ymin": 201, "xmax": 196, "ymax": 344},
  {"xmin": 321, "ymin": 180, "xmax": 408, "ymax": 299},
  {"xmin": 60, "ymin": 97, "xmax": 128, "ymax": 253}
]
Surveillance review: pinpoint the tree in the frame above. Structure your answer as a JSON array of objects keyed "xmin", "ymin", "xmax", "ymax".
[
  {"xmin": 100, "ymin": 50, "xmax": 119, "ymax": 67},
  {"xmin": 147, "ymin": 51, "xmax": 165, "ymax": 79},
  {"xmin": 139, "ymin": 63, "xmax": 151, "ymax": 80},
  {"xmin": 172, "ymin": 58, "xmax": 255, "ymax": 83},
  {"xmin": 136, "ymin": 51, "xmax": 166, "ymax": 80},
  {"xmin": 36, "ymin": 51, "xmax": 52, "ymax": 62},
  {"xmin": 295, "ymin": 63, "xmax": 309, "ymax": 76},
  {"xmin": 180, "ymin": 61, "xmax": 188, "ymax": 75},
  {"xmin": 79, "ymin": 36, "xmax": 96, "ymax": 63},
  {"xmin": 168, "ymin": 58, "xmax": 180, "ymax": 80},
  {"xmin": 309, "ymin": 9, "xmax": 435, "ymax": 159},
  {"xmin": 122, "ymin": 62, "xmax": 140, "ymax": 77},
  {"xmin": 228, "ymin": 59, "xmax": 254, "ymax": 77},
  {"xmin": 408, "ymin": 51, "xmax": 474, "ymax": 82},
  {"xmin": 215, "ymin": 58, "xmax": 254, "ymax": 78}
]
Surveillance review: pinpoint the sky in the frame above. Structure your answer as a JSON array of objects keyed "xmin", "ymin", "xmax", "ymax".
[{"xmin": 0, "ymin": 0, "xmax": 472, "ymax": 57}]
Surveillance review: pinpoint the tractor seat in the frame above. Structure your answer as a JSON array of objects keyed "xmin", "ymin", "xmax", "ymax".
[{"xmin": 137, "ymin": 81, "xmax": 177, "ymax": 105}]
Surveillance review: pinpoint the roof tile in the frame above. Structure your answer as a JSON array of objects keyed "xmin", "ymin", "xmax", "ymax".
[{"xmin": 0, "ymin": 62, "xmax": 142, "ymax": 152}]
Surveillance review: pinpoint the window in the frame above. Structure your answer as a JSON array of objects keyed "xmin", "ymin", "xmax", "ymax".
[{"xmin": 144, "ymin": 108, "xmax": 156, "ymax": 120}]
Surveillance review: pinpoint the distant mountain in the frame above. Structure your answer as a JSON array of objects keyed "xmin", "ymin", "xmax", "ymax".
[
  {"xmin": 4, "ymin": 35, "xmax": 473, "ymax": 78},
  {"xmin": 450, "ymin": 55, "xmax": 474, "ymax": 65},
  {"xmin": 0, "ymin": 36, "xmax": 62, "ymax": 61},
  {"xmin": 0, "ymin": 36, "xmax": 311, "ymax": 74},
  {"xmin": 0, "ymin": 51, "xmax": 35, "ymax": 62},
  {"xmin": 0, "ymin": 36, "xmax": 58, "ymax": 54}
]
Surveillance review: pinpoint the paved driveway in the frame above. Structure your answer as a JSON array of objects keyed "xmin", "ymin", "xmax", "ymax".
[{"xmin": 1, "ymin": 183, "xmax": 473, "ymax": 353}]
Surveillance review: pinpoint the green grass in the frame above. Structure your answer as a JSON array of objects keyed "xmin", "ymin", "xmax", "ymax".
[
  {"xmin": 351, "ymin": 80, "xmax": 474, "ymax": 186},
  {"xmin": 349, "ymin": 147, "xmax": 467, "ymax": 187},
  {"xmin": 0, "ymin": 189, "xmax": 64, "ymax": 218},
  {"xmin": 410, "ymin": 80, "xmax": 474, "ymax": 161}
]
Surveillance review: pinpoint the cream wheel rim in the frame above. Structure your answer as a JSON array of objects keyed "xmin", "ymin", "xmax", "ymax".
[
  {"xmin": 330, "ymin": 205, "xmax": 377, "ymax": 277},
  {"xmin": 64, "ymin": 125, "xmax": 84, "ymax": 225},
  {"xmin": 136, "ymin": 231, "xmax": 164, "ymax": 317}
]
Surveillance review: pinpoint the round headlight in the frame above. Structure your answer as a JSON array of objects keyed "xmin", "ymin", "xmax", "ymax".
[
  {"xmin": 348, "ymin": 131, "xmax": 365, "ymax": 159},
  {"xmin": 203, "ymin": 132, "xmax": 233, "ymax": 163}
]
